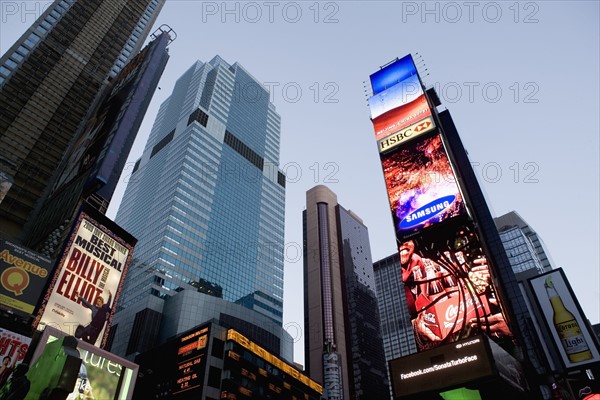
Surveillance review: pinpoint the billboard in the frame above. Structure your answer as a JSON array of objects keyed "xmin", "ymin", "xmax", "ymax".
[
  {"xmin": 397, "ymin": 218, "xmax": 513, "ymax": 351},
  {"xmin": 0, "ymin": 328, "xmax": 31, "ymax": 387},
  {"xmin": 528, "ymin": 269, "xmax": 600, "ymax": 369},
  {"xmin": 0, "ymin": 240, "xmax": 53, "ymax": 316},
  {"xmin": 369, "ymin": 74, "xmax": 424, "ymax": 119},
  {"xmin": 372, "ymin": 94, "xmax": 432, "ymax": 141},
  {"xmin": 33, "ymin": 205, "xmax": 136, "ymax": 348},
  {"xmin": 174, "ymin": 325, "xmax": 210, "ymax": 396},
  {"xmin": 381, "ymin": 135, "xmax": 466, "ymax": 238},
  {"xmin": 378, "ymin": 116, "xmax": 435, "ymax": 154},
  {"xmin": 27, "ymin": 326, "xmax": 138, "ymax": 400},
  {"xmin": 389, "ymin": 335, "xmax": 494, "ymax": 398},
  {"xmin": 370, "ymin": 54, "xmax": 419, "ymax": 95}
]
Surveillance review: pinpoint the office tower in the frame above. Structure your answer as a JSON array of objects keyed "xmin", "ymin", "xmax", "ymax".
[
  {"xmin": 134, "ymin": 322, "xmax": 322, "ymax": 399},
  {"xmin": 24, "ymin": 30, "xmax": 171, "ymax": 255},
  {"xmin": 373, "ymin": 253, "xmax": 417, "ymax": 360},
  {"xmin": 495, "ymin": 210, "xmax": 554, "ymax": 275},
  {"xmin": 0, "ymin": 0, "xmax": 165, "ymax": 241},
  {"xmin": 109, "ymin": 57, "xmax": 287, "ymax": 359},
  {"xmin": 304, "ymin": 185, "xmax": 389, "ymax": 400}
]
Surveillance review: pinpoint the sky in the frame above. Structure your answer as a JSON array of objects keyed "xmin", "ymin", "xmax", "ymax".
[{"xmin": 1, "ymin": 1, "xmax": 598, "ymax": 365}]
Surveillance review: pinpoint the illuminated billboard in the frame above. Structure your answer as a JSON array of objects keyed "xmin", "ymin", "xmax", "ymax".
[
  {"xmin": 0, "ymin": 328, "xmax": 31, "ymax": 387},
  {"xmin": 370, "ymin": 54, "xmax": 418, "ymax": 95},
  {"xmin": 389, "ymin": 335, "xmax": 494, "ymax": 398},
  {"xmin": 369, "ymin": 74, "xmax": 423, "ymax": 119},
  {"xmin": 27, "ymin": 326, "xmax": 138, "ymax": 400},
  {"xmin": 34, "ymin": 205, "xmax": 136, "ymax": 348},
  {"xmin": 528, "ymin": 269, "xmax": 600, "ymax": 369},
  {"xmin": 372, "ymin": 94, "xmax": 432, "ymax": 141},
  {"xmin": 174, "ymin": 325, "xmax": 210, "ymax": 396},
  {"xmin": 378, "ymin": 116, "xmax": 435, "ymax": 154},
  {"xmin": 397, "ymin": 218, "xmax": 513, "ymax": 351},
  {"xmin": 381, "ymin": 135, "xmax": 466, "ymax": 238},
  {"xmin": 0, "ymin": 240, "xmax": 52, "ymax": 316}
]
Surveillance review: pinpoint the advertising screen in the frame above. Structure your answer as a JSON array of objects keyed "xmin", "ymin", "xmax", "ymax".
[
  {"xmin": 0, "ymin": 240, "xmax": 53, "ymax": 316},
  {"xmin": 34, "ymin": 206, "xmax": 135, "ymax": 348},
  {"xmin": 397, "ymin": 218, "xmax": 513, "ymax": 351},
  {"xmin": 372, "ymin": 94, "xmax": 432, "ymax": 141},
  {"xmin": 378, "ymin": 116, "xmax": 435, "ymax": 154},
  {"xmin": 528, "ymin": 269, "xmax": 600, "ymax": 369},
  {"xmin": 0, "ymin": 328, "xmax": 31, "ymax": 387},
  {"xmin": 27, "ymin": 326, "xmax": 137, "ymax": 400},
  {"xmin": 381, "ymin": 135, "xmax": 466, "ymax": 238},
  {"xmin": 173, "ymin": 325, "xmax": 210, "ymax": 396},
  {"xmin": 370, "ymin": 54, "xmax": 418, "ymax": 95},
  {"xmin": 369, "ymin": 74, "xmax": 423, "ymax": 119},
  {"xmin": 389, "ymin": 335, "xmax": 494, "ymax": 398}
]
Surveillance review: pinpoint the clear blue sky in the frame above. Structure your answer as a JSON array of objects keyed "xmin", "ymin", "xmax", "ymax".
[{"xmin": 2, "ymin": 1, "xmax": 598, "ymax": 365}]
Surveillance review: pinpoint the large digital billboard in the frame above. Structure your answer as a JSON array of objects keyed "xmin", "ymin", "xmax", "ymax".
[
  {"xmin": 369, "ymin": 74, "xmax": 423, "ymax": 119},
  {"xmin": 27, "ymin": 326, "xmax": 138, "ymax": 400},
  {"xmin": 528, "ymin": 269, "xmax": 600, "ymax": 369},
  {"xmin": 370, "ymin": 54, "xmax": 419, "ymax": 96},
  {"xmin": 389, "ymin": 335, "xmax": 494, "ymax": 398},
  {"xmin": 372, "ymin": 94, "xmax": 432, "ymax": 141},
  {"xmin": 0, "ymin": 240, "xmax": 52, "ymax": 316},
  {"xmin": 397, "ymin": 218, "xmax": 513, "ymax": 351},
  {"xmin": 33, "ymin": 205, "xmax": 136, "ymax": 348},
  {"xmin": 381, "ymin": 134, "xmax": 466, "ymax": 238},
  {"xmin": 174, "ymin": 325, "xmax": 210, "ymax": 396}
]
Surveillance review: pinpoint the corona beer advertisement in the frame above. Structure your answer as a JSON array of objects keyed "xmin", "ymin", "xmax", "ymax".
[
  {"xmin": 0, "ymin": 328, "xmax": 31, "ymax": 387},
  {"xmin": 398, "ymin": 218, "xmax": 513, "ymax": 351},
  {"xmin": 381, "ymin": 135, "xmax": 466, "ymax": 238},
  {"xmin": 0, "ymin": 240, "xmax": 52, "ymax": 316},
  {"xmin": 528, "ymin": 269, "xmax": 600, "ymax": 369},
  {"xmin": 34, "ymin": 206, "xmax": 136, "ymax": 348}
]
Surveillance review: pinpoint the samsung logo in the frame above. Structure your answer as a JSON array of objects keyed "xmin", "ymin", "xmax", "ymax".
[{"xmin": 400, "ymin": 195, "xmax": 455, "ymax": 229}]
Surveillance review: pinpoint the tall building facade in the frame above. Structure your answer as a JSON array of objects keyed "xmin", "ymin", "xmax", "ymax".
[
  {"xmin": 495, "ymin": 210, "xmax": 553, "ymax": 275},
  {"xmin": 303, "ymin": 185, "xmax": 389, "ymax": 399},
  {"xmin": 109, "ymin": 57, "xmax": 287, "ymax": 359},
  {"xmin": 0, "ymin": 0, "xmax": 165, "ymax": 241},
  {"xmin": 373, "ymin": 253, "xmax": 416, "ymax": 360}
]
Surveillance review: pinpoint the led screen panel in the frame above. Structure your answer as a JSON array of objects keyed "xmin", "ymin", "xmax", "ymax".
[
  {"xmin": 377, "ymin": 116, "xmax": 435, "ymax": 154},
  {"xmin": 528, "ymin": 269, "xmax": 600, "ymax": 369},
  {"xmin": 369, "ymin": 74, "xmax": 423, "ymax": 119},
  {"xmin": 370, "ymin": 54, "xmax": 418, "ymax": 95},
  {"xmin": 389, "ymin": 335, "xmax": 494, "ymax": 398},
  {"xmin": 372, "ymin": 94, "xmax": 432, "ymax": 141},
  {"xmin": 173, "ymin": 325, "xmax": 210, "ymax": 396},
  {"xmin": 0, "ymin": 240, "xmax": 52, "ymax": 316},
  {"xmin": 34, "ymin": 206, "xmax": 135, "ymax": 348},
  {"xmin": 381, "ymin": 135, "xmax": 466, "ymax": 238},
  {"xmin": 397, "ymin": 218, "xmax": 514, "ymax": 351}
]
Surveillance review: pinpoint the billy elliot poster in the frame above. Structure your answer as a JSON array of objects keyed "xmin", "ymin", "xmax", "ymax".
[{"xmin": 34, "ymin": 205, "xmax": 136, "ymax": 348}]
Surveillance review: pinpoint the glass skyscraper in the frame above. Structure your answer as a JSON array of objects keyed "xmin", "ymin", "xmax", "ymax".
[
  {"xmin": 110, "ymin": 56, "xmax": 286, "ymax": 357},
  {"xmin": 0, "ymin": 0, "xmax": 165, "ymax": 241}
]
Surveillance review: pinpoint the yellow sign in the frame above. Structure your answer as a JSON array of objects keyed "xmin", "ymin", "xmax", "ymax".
[
  {"xmin": 378, "ymin": 116, "xmax": 435, "ymax": 153},
  {"xmin": 226, "ymin": 330, "xmax": 323, "ymax": 394}
]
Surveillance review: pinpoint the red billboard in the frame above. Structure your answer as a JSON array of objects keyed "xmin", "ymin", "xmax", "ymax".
[
  {"xmin": 381, "ymin": 134, "xmax": 466, "ymax": 239},
  {"xmin": 33, "ymin": 204, "xmax": 136, "ymax": 348},
  {"xmin": 397, "ymin": 218, "xmax": 513, "ymax": 351},
  {"xmin": 372, "ymin": 94, "xmax": 431, "ymax": 141}
]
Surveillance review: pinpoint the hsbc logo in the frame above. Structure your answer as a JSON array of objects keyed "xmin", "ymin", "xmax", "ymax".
[{"xmin": 378, "ymin": 116, "xmax": 435, "ymax": 153}]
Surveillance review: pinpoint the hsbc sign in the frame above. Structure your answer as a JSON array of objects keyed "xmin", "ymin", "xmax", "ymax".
[{"xmin": 377, "ymin": 116, "xmax": 435, "ymax": 153}]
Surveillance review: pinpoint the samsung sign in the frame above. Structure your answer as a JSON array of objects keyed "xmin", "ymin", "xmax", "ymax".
[{"xmin": 400, "ymin": 195, "xmax": 456, "ymax": 229}]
